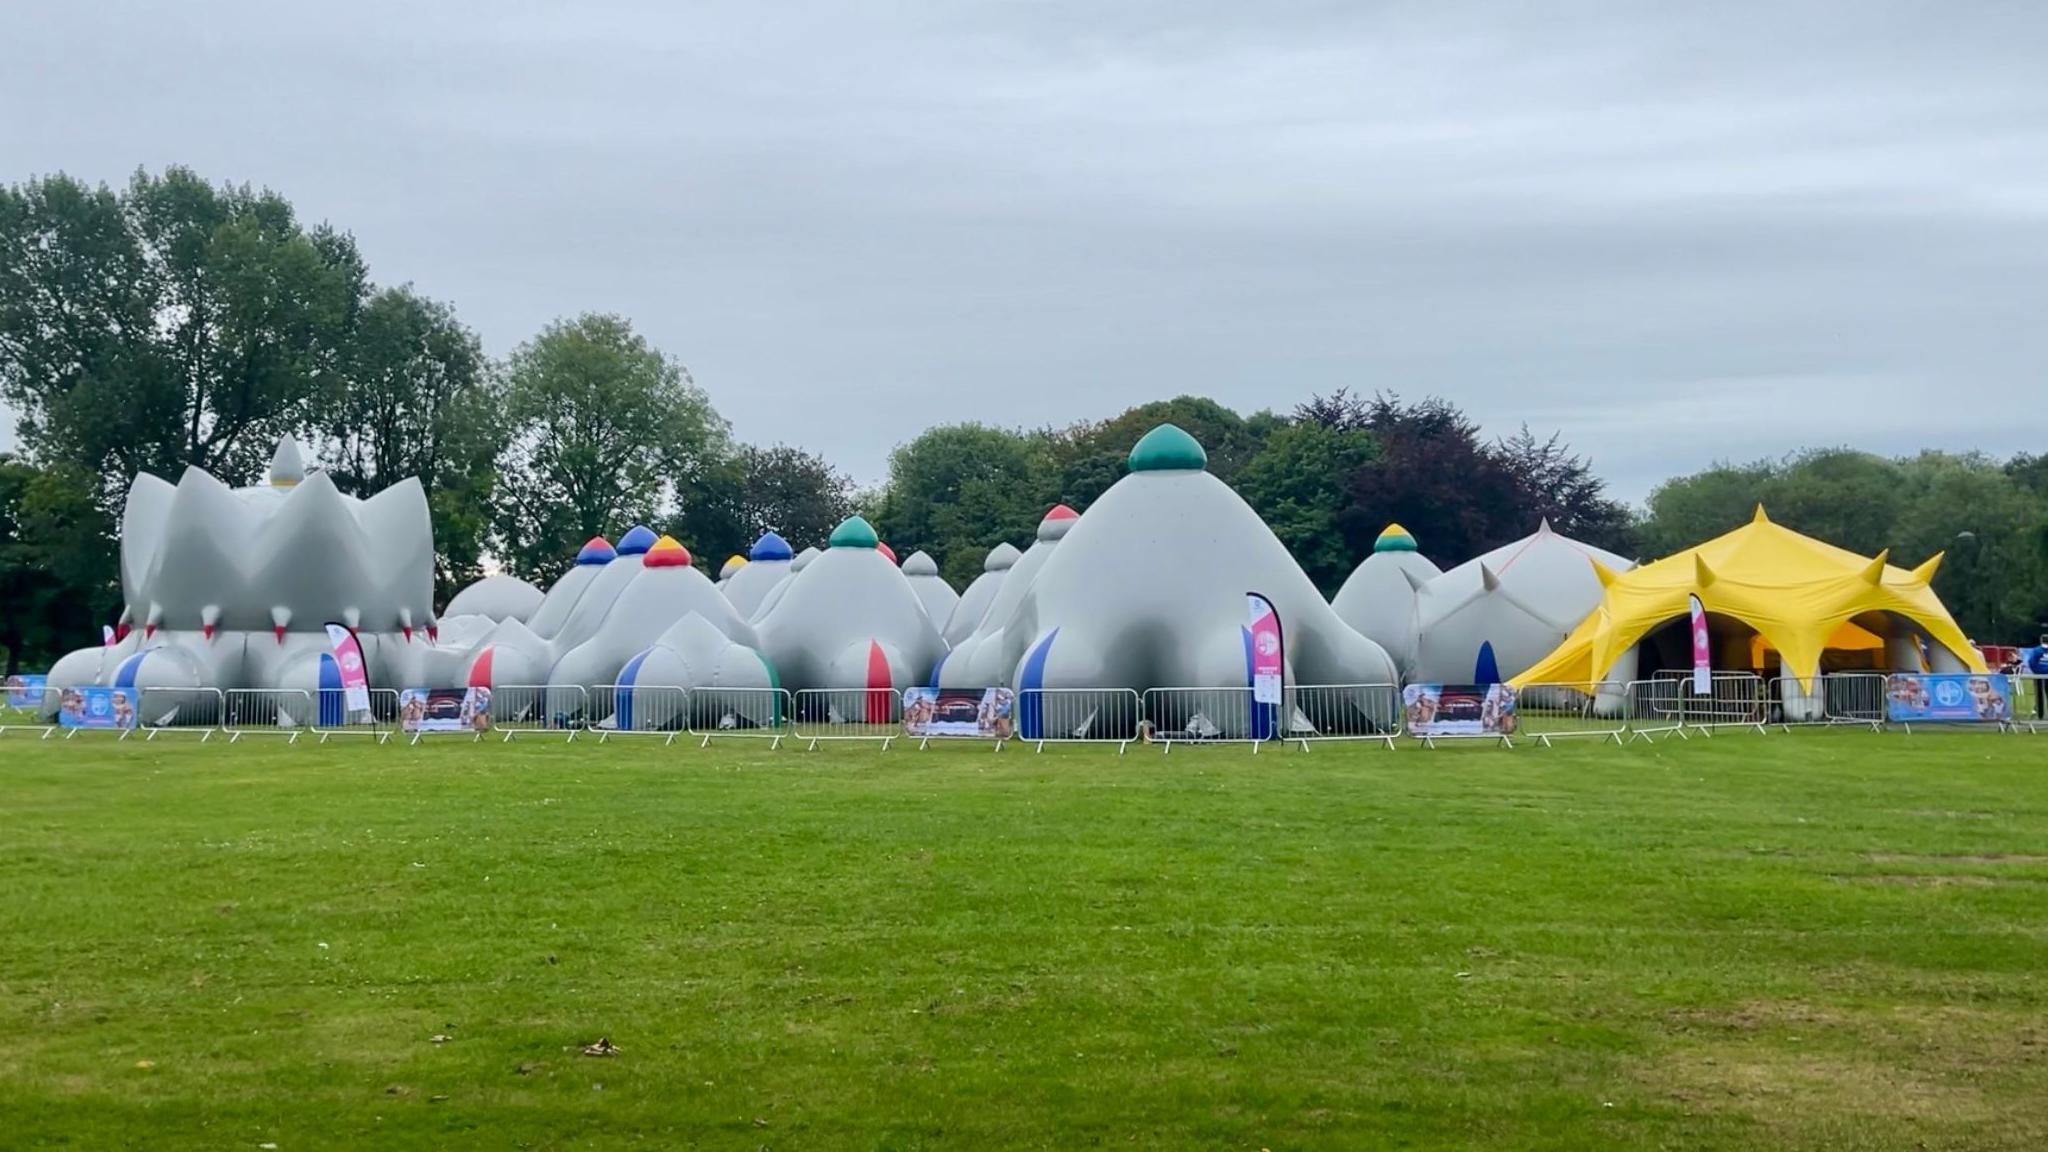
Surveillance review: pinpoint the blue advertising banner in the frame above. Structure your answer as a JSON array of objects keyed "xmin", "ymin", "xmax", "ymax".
[
  {"xmin": 56, "ymin": 686, "xmax": 139, "ymax": 729},
  {"xmin": 1401, "ymin": 683, "xmax": 1518, "ymax": 736},
  {"xmin": 5, "ymin": 673, "xmax": 48, "ymax": 708},
  {"xmin": 1885, "ymin": 673, "xmax": 2011, "ymax": 723}
]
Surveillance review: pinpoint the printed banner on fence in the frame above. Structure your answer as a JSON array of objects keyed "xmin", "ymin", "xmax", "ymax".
[
  {"xmin": 1688, "ymin": 594, "xmax": 1711, "ymax": 696},
  {"xmin": 399, "ymin": 687, "xmax": 491, "ymax": 733},
  {"xmin": 56, "ymin": 685, "xmax": 138, "ymax": 729},
  {"xmin": 6, "ymin": 673, "xmax": 48, "ymax": 708},
  {"xmin": 1246, "ymin": 592, "xmax": 1283, "ymax": 705},
  {"xmin": 1402, "ymin": 683, "xmax": 1519, "ymax": 736},
  {"xmin": 324, "ymin": 623, "xmax": 373, "ymax": 713},
  {"xmin": 1885, "ymin": 673, "xmax": 2010, "ymax": 723},
  {"xmin": 903, "ymin": 686, "xmax": 1014, "ymax": 738}
]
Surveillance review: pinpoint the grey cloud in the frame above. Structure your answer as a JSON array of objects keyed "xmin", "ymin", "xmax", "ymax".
[{"xmin": 4, "ymin": 0, "xmax": 2045, "ymax": 501}]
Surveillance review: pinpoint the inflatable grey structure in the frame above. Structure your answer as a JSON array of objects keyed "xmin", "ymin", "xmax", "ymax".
[
  {"xmin": 752, "ymin": 515, "xmax": 943, "ymax": 713},
  {"xmin": 721, "ymin": 532, "xmax": 794, "ymax": 619},
  {"xmin": 901, "ymin": 551, "xmax": 960, "ymax": 631},
  {"xmin": 935, "ymin": 506, "xmax": 1076, "ymax": 689},
  {"xmin": 1407, "ymin": 521, "xmax": 1635, "ymax": 687},
  {"xmin": 1329, "ymin": 524, "xmax": 1442, "ymax": 678},
  {"xmin": 443, "ymin": 574, "xmax": 545, "ymax": 624},
  {"xmin": 992, "ymin": 425, "xmax": 1400, "ymax": 739},
  {"xmin": 42, "ymin": 437, "xmax": 434, "ymax": 722},
  {"xmin": 942, "ymin": 542, "xmax": 1021, "ymax": 645}
]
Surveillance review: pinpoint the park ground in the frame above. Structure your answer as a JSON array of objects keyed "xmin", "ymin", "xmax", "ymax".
[{"xmin": 1, "ymin": 730, "xmax": 2046, "ymax": 1150}]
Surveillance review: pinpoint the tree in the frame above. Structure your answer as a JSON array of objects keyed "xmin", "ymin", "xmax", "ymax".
[
  {"xmin": 0, "ymin": 168, "xmax": 365, "ymax": 495},
  {"xmin": 1493, "ymin": 426, "xmax": 1636, "ymax": 556},
  {"xmin": 1043, "ymin": 396, "xmax": 1271, "ymax": 509},
  {"xmin": 1314, "ymin": 392, "xmax": 1529, "ymax": 563},
  {"xmin": 0, "ymin": 456, "xmax": 119, "ymax": 675},
  {"xmin": 315, "ymin": 286, "xmax": 503, "ymax": 602},
  {"xmin": 1236, "ymin": 420, "xmax": 1379, "ymax": 592},
  {"xmin": 675, "ymin": 443, "xmax": 856, "ymax": 565},
  {"xmin": 870, "ymin": 424, "xmax": 1056, "ymax": 586},
  {"xmin": 489, "ymin": 314, "xmax": 729, "ymax": 583}
]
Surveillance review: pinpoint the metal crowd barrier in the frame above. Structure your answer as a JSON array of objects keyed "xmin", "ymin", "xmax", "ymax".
[
  {"xmin": 1810, "ymin": 672, "xmax": 1887, "ymax": 732},
  {"xmin": 132, "ymin": 686, "xmax": 225, "ymax": 741},
  {"xmin": 2002, "ymin": 674, "xmax": 2044, "ymax": 735},
  {"xmin": 686, "ymin": 687, "xmax": 794, "ymax": 748},
  {"xmin": 1015, "ymin": 688, "xmax": 1143, "ymax": 752},
  {"xmin": 1628, "ymin": 674, "xmax": 1767, "ymax": 740},
  {"xmin": 1285, "ymin": 683, "xmax": 1400, "ymax": 750},
  {"xmin": 1514, "ymin": 683, "xmax": 1629, "ymax": 746},
  {"xmin": 224, "ymin": 688, "xmax": 315, "ymax": 743},
  {"xmin": 592, "ymin": 683, "xmax": 690, "ymax": 744},
  {"xmin": 314, "ymin": 686, "xmax": 398, "ymax": 743},
  {"xmin": 494, "ymin": 684, "xmax": 587, "ymax": 742},
  {"xmin": 1, "ymin": 683, "xmax": 57, "ymax": 737},
  {"xmin": 793, "ymin": 688, "xmax": 902, "ymax": 749},
  {"xmin": 1141, "ymin": 687, "xmax": 1272, "ymax": 752}
]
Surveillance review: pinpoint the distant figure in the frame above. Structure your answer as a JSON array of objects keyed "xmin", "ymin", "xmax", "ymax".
[{"xmin": 2027, "ymin": 635, "xmax": 2048, "ymax": 720}]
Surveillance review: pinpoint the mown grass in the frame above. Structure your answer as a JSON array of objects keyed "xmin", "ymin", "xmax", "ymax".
[{"xmin": 2, "ymin": 730, "xmax": 2046, "ymax": 1150}]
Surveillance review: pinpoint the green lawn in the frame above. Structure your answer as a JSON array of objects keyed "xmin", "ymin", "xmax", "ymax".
[{"xmin": 2, "ymin": 731, "xmax": 2046, "ymax": 1150}]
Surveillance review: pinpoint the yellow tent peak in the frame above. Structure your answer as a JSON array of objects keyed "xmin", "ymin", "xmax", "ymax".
[
  {"xmin": 1589, "ymin": 558, "xmax": 1620, "ymax": 588},
  {"xmin": 1860, "ymin": 549, "xmax": 1890, "ymax": 586},
  {"xmin": 1694, "ymin": 554, "xmax": 1717, "ymax": 588},
  {"xmin": 1752, "ymin": 504, "xmax": 1771, "ymax": 524},
  {"xmin": 1911, "ymin": 552, "xmax": 1943, "ymax": 583}
]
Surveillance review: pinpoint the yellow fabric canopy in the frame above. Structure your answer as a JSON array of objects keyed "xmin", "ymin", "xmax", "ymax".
[{"xmin": 1510, "ymin": 507, "xmax": 1985, "ymax": 690}]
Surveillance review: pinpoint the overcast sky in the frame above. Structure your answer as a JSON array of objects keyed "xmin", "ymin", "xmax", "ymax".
[{"xmin": 5, "ymin": 0, "xmax": 2045, "ymax": 503}]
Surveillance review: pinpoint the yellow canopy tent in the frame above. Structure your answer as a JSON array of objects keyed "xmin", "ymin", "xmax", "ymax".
[{"xmin": 1510, "ymin": 507, "xmax": 1984, "ymax": 690}]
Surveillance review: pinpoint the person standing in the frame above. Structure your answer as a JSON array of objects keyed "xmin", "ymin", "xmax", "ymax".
[{"xmin": 2028, "ymin": 636, "xmax": 2048, "ymax": 720}]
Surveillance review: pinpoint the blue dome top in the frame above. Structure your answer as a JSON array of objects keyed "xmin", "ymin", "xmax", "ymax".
[
  {"xmin": 574, "ymin": 537, "xmax": 617, "ymax": 566},
  {"xmin": 616, "ymin": 525, "xmax": 658, "ymax": 555},
  {"xmin": 750, "ymin": 531, "xmax": 794, "ymax": 562}
]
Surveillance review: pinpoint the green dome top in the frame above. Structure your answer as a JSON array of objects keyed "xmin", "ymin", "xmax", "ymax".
[
  {"xmin": 1127, "ymin": 423, "xmax": 1208, "ymax": 472},
  {"xmin": 1374, "ymin": 523, "xmax": 1419, "ymax": 553},
  {"xmin": 828, "ymin": 515, "xmax": 879, "ymax": 549}
]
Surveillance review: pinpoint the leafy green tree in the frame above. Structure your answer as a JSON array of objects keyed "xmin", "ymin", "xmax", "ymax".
[
  {"xmin": 0, "ymin": 168, "xmax": 364, "ymax": 494},
  {"xmin": 489, "ymin": 314, "xmax": 729, "ymax": 583},
  {"xmin": 674, "ymin": 443, "xmax": 856, "ymax": 565},
  {"xmin": 1043, "ymin": 396, "xmax": 1271, "ymax": 508},
  {"xmin": 1493, "ymin": 426, "xmax": 1636, "ymax": 557},
  {"xmin": 1236, "ymin": 420, "xmax": 1379, "ymax": 592},
  {"xmin": 0, "ymin": 456, "xmax": 119, "ymax": 674},
  {"xmin": 315, "ymin": 286, "xmax": 502, "ymax": 602},
  {"xmin": 870, "ymin": 424, "xmax": 1056, "ymax": 586}
]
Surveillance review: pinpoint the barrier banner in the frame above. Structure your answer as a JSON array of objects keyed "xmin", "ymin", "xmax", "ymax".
[
  {"xmin": 6, "ymin": 673, "xmax": 48, "ymax": 708},
  {"xmin": 1246, "ymin": 592, "xmax": 1284, "ymax": 705},
  {"xmin": 399, "ymin": 687, "xmax": 491, "ymax": 733},
  {"xmin": 1402, "ymin": 683, "xmax": 1518, "ymax": 736},
  {"xmin": 57, "ymin": 686, "xmax": 138, "ymax": 729},
  {"xmin": 324, "ymin": 623, "xmax": 373, "ymax": 714},
  {"xmin": 903, "ymin": 686, "xmax": 1014, "ymax": 738},
  {"xmin": 1885, "ymin": 673, "xmax": 2010, "ymax": 723}
]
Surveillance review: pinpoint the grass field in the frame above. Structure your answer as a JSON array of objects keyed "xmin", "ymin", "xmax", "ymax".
[{"xmin": 3, "ymin": 731, "xmax": 2046, "ymax": 1150}]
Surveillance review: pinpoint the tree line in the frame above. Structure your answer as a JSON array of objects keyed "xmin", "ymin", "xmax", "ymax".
[{"xmin": 3, "ymin": 168, "xmax": 2044, "ymax": 673}]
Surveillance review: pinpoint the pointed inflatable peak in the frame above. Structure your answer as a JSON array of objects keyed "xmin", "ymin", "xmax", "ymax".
[
  {"xmin": 1536, "ymin": 517, "xmax": 1554, "ymax": 534},
  {"xmin": 985, "ymin": 542, "xmax": 1022, "ymax": 572},
  {"xmin": 1400, "ymin": 567, "xmax": 1431, "ymax": 594},
  {"xmin": 643, "ymin": 535, "xmax": 693, "ymax": 568},
  {"xmin": 1860, "ymin": 549, "xmax": 1890, "ymax": 586},
  {"xmin": 616, "ymin": 525, "xmax": 658, "ymax": 555},
  {"xmin": 791, "ymin": 546, "xmax": 820, "ymax": 572},
  {"xmin": 1043, "ymin": 504, "xmax": 1079, "ymax": 522},
  {"xmin": 1374, "ymin": 524, "xmax": 1419, "ymax": 553},
  {"xmin": 1910, "ymin": 552, "xmax": 1944, "ymax": 583},
  {"xmin": 877, "ymin": 541, "xmax": 898, "ymax": 564},
  {"xmin": 1479, "ymin": 563, "xmax": 1502, "ymax": 593},
  {"xmin": 1590, "ymin": 558, "xmax": 1621, "ymax": 588},
  {"xmin": 749, "ymin": 531, "xmax": 794, "ymax": 562},
  {"xmin": 1694, "ymin": 554, "xmax": 1717, "ymax": 588},
  {"xmin": 575, "ymin": 536, "xmax": 617, "ymax": 565},
  {"xmin": 828, "ymin": 516, "xmax": 879, "ymax": 549},
  {"xmin": 903, "ymin": 550, "xmax": 940, "ymax": 576},
  {"xmin": 1127, "ymin": 423, "xmax": 1208, "ymax": 472},
  {"xmin": 269, "ymin": 437, "xmax": 307, "ymax": 488},
  {"xmin": 1752, "ymin": 504, "xmax": 1771, "ymax": 524}
]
